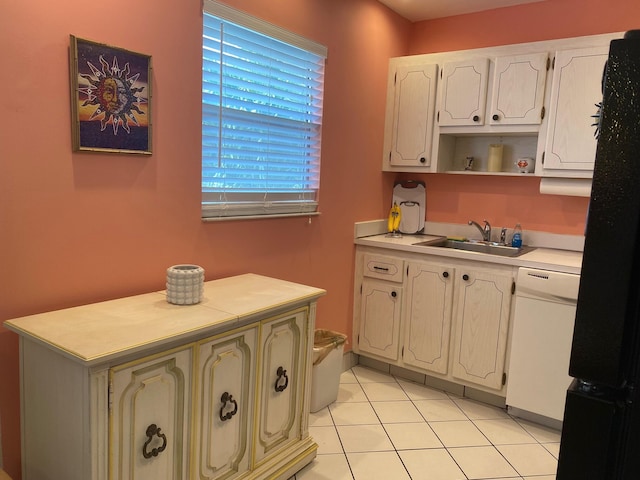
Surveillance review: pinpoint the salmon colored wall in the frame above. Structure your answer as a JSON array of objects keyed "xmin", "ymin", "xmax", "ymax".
[
  {"xmin": 0, "ymin": 1, "xmax": 409, "ymax": 477},
  {"xmin": 399, "ymin": 0, "xmax": 640, "ymax": 235}
]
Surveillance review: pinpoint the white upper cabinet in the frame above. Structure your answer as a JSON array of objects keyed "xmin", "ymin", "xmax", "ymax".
[
  {"xmin": 489, "ymin": 52, "xmax": 549, "ymax": 125},
  {"xmin": 438, "ymin": 58, "xmax": 489, "ymax": 126},
  {"xmin": 542, "ymin": 46, "xmax": 609, "ymax": 172},
  {"xmin": 385, "ymin": 63, "xmax": 439, "ymax": 168}
]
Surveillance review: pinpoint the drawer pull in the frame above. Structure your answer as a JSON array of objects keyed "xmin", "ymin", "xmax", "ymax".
[
  {"xmin": 219, "ymin": 392, "xmax": 238, "ymax": 421},
  {"xmin": 275, "ymin": 366, "xmax": 289, "ymax": 392},
  {"xmin": 373, "ymin": 266, "xmax": 389, "ymax": 272},
  {"xmin": 391, "ymin": 291, "xmax": 397, "ymax": 298},
  {"xmin": 142, "ymin": 424, "xmax": 167, "ymax": 459}
]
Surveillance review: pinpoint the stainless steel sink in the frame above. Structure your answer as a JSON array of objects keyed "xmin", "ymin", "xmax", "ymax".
[{"xmin": 413, "ymin": 238, "xmax": 536, "ymax": 257}]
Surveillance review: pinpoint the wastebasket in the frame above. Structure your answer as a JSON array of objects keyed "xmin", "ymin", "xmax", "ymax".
[{"xmin": 310, "ymin": 329, "xmax": 347, "ymax": 413}]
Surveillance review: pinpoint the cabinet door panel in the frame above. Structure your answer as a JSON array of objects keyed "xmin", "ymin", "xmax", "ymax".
[
  {"xmin": 452, "ymin": 270, "xmax": 513, "ymax": 390},
  {"xmin": 490, "ymin": 52, "xmax": 548, "ymax": 125},
  {"xmin": 255, "ymin": 311, "xmax": 306, "ymax": 464},
  {"xmin": 110, "ymin": 347, "xmax": 192, "ymax": 480},
  {"xmin": 196, "ymin": 327, "xmax": 257, "ymax": 480},
  {"xmin": 403, "ymin": 262, "xmax": 454, "ymax": 374},
  {"xmin": 390, "ymin": 63, "xmax": 438, "ymax": 166},
  {"xmin": 543, "ymin": 46, "xmax": 608, "ymax": 171},
  {"xmin": 359, "ymin": 279, "xmax": 402, "ymax": 361},
  {"xmin": 439, "ymin": 58, "xmax": 489, "ymax": 126}
]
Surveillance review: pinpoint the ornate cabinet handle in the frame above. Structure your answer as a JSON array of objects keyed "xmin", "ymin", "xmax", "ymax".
[
  {"xmin": 142, "ymin": 424, "xmax": 167, "ymax": 459},
  {"xmin": 275, "ymin": 366, "xmax": 289, "ymax": 392},
  {"xmin": 219, "ymin": 392, "xmax": 238, "ymax": 421}
]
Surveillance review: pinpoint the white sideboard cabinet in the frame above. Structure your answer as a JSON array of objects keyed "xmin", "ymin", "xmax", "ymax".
[{"xmin": 4, "ymin": 274, "xmax": 325, "ymax": 480}]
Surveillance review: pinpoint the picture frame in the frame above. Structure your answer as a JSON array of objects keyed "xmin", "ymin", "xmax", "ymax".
[{"xmin": 69, "ymin": 35, "xmax": 152, "ymax": 154}]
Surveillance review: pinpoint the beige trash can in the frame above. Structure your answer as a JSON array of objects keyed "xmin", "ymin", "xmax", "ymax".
[{"xmin": 310, "ymin": 329, "xmax": 347, "ymax": 413}]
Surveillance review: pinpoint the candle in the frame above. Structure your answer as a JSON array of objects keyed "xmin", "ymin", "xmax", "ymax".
[{"xmin": 488, "ymin": 144, "xmax": 503, "ymax": 172}]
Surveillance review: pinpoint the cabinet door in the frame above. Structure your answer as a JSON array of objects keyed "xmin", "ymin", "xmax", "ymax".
[
  {"xmin": 489, "ymin": 52, "xmax": 548, "ymax": 125},
  {"xmin": 403, "ymin": 262, "xmax": 455, "ymax": 375},
  {"xmin": 543, "ymin": 46, "xmax": 609, "ymax": 171},
  {"xmin": 195, "ymin": 327, "xmax": 257, "ymax": 480},
  {"xmin": 451, "ymin": 269, "xmax": 513, "ymax": 390},
  {"xmin": 254, "ymin": 310, "xmax": 306, "ymax": 464},
  {"xmin": 358, "ymin": 278, "xmax": 402, "ymax": 361},
  {"xmin": 438, "ymin": 58, "xmax": 489, "ymax": 126},
  {"xmin": 388, "ymin": 63, "xmax": 438, "ymax": 167},
  {"xmin": 110, "ymin": 347, "xmax": 192, "ymax": 480}
]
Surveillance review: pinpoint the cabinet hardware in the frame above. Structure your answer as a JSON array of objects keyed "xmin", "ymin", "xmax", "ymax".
[
  {"xmin": 502, "ymin": 372, "xmax": 507, "ymax": 386},
  {"xmin": 275, "ymin": 366, "xmax": 289, "ymax": 392},
  {"xmin": 373, "ymin": 266, "xmax": 390, "ymax": 272},
  {"xmin": 443, "ymin": 271, "xmax": 449, "ymax": 278},
  {"xmin": 219, "ymin": 392, "xmax": 238, "ymax": 421},
  {"xmin": 419, "ymin": 157, "xmax": 427, "ymax": 164},
  {"xmin": 541, "ymin": 151, "xmax": 545, "ymax": 165},
  {"xmin": 546, "ymin": 56, "xmax": 551, "ymax": 70},
  {"xmin": 492, "ymin": 114, "xmax": 500, "ymax": 121},
  {"xmin": 391, "ymin": 291, "xmax": 397, "ymax": 298},
  {"xmin": 388, "ymin": 151, "xmax": 391, "ymax": 163},
  {"xmin": 142, "ymin": 424, "xmax": 167, "ymax": 459},
  {"xmin": 541, "ymin": 106, "xmax": 546, "ymax": 120},
  {"xmin": 552, "ymin": 56, "xmax": 556, "ymax": 69},
  {"xmin": 402, "ymin": 346, "xmax": 404, "ymax": 356},
  {"xmin": 462, "ymin": 274, "xmax": 469, "ymax": 281},
  {"xmin": 512, "ymin": 281, "xmax": 516, "ymax": 295},
  {"xmin": 437, "ymin": 111, "xmax": 440, "ymax": 122},
  {"xmin": 394, "ymin": 72, "xmax": 397, "ymax": 85},
  {"xmin": 472, "ymin": 115, "xmax": 480, "ymax": 122}
]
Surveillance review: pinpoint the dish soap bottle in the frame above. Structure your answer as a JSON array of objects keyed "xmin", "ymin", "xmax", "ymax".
[{"xmin": 511, "ymin": 223, "xmax": 523, "ymax": 248}]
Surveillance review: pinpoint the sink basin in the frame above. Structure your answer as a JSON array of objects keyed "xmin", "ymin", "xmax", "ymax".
[{"xmin": 414, "ymin": 238, "xmax": 536, "ymax": 257}]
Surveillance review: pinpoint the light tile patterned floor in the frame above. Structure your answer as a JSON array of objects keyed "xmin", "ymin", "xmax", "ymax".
[{"xmin": 291, "ymin": 365, "xmax": 560, "ymax": 480}]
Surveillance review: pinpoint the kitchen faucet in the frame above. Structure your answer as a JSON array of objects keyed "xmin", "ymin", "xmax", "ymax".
[{"xmin": 468, "ymin": 219, "xmax": 492, "ymax": 242}]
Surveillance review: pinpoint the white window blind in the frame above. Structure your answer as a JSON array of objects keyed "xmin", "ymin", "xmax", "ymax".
[{"xmin": 202, "ymin": 1, "xmax": 327, "ymax": 219}]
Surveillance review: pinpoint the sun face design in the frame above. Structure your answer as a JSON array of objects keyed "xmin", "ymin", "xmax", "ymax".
[{"xmin": 79, "ymin": 55, "xmax": 146, "ymax": 135}]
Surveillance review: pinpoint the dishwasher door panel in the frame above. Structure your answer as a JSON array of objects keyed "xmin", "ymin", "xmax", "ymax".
[{"xmin": 506, "ymin": 294, "xmax": 576, "ymax": 421}]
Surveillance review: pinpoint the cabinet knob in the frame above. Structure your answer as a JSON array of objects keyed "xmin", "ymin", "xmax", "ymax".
[
  {"xmin": 219, "ymin": 392, "xmax": 238, "ymax": 421},
  {"xmin": 419, "ymin": 157, "xmax": 427, "ymax": 164},
  {"xmin": 492, "ymin": 114, "xmax": 500, "ymax": 121},
  {"xmin": 391, "ymin": 291, "xmax": 397, "ymax": 298},
  {"xmin": 443, "ymin": 271, "xmax": 449, "ymax": 278},
  {"xmin": 142, "ymin": 424, "xmax": 167, "ymax": 459},
  {"xmin": 472, "ymin": 115, "xmax": 480, "ymax": 122},
  {"xmin": 275, "ymin": 366, "xmax": 289, "ymax": 392},
  {"xmin": 462, "ymin": 274, "xmax": 469, "ymax": 281}
]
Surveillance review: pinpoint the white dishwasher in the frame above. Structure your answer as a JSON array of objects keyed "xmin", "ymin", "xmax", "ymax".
[{"xmin": 506, "ymin": 267, "xmax": 581, "ymax": 423}]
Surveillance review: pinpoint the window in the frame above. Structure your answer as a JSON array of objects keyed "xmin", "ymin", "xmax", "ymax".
[{"xmin": 202, "ymin": 1, "xmax": 327, "ymax": 219}]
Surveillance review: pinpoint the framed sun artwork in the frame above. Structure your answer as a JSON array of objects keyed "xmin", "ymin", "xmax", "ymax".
[{"xmin": 69, "ymin": 35, "xmax": 152, "ymax": 154}]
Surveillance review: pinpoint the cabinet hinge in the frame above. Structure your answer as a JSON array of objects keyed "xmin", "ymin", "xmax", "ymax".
[
  {"xmin": 108, "ymin": 378, "xmax": 114, "ymax": 412},
  {"xmin": 502, "ymin": 372, "xmax": 507, "ymax": 386},
  {"xmin": 540, "ymin": 105, "xmax": 545, "ymax": 120},
  {"xmin": 511, "ymin": 281, "xmax": 516, "ymax": 295}
]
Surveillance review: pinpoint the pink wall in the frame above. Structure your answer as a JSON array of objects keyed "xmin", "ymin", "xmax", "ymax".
[
  {"xmin": 402, "ymin": 0, "xmax": 640, "ymax": 234},
  {"xmin": 0, "ymin": 1, "xmax": 409, "ymax": 477}
]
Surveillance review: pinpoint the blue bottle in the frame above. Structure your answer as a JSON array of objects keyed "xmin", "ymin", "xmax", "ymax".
[{"xmin": 511, "ymin": 223, "xmax": 523, "ymax": 248}]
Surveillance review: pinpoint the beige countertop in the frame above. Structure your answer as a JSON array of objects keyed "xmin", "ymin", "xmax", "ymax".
[
  {"xmin": 355, "ymin": 233, "xmax": 583, "ymax": 275},
  {"xmin": 4, "ymin": 273, "xmax": 326, "ymax": 366}
]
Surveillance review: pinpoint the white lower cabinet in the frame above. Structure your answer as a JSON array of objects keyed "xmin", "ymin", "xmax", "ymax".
[
  {"xmin": 450, "ymin": 268, "xmax": 514, "ymax": 390},
  {"xmin": 355, "ymin": 248, "xmax": 515, "ymax": 394},
  {"xmin": 402, "ymin": 261, "xmax": 455, "ymax": 375},
  {"xmin": 6, "ymin": 274, "xmax": 325, "ymax": 480}
]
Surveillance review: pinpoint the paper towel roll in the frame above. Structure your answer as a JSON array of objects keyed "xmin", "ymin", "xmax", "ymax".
[{"xmin": 539, "ymin": 178, "xmax": 592, "ymax": 197}]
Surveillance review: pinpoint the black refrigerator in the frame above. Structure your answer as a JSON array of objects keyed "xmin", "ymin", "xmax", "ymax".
[{"xmin": 556, "ymin": 30, "xmax": 640, "ymax": 479}]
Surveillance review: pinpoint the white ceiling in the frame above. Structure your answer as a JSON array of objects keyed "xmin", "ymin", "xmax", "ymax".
[{"xmin": 377, "ymin": 0, "xmax": 547, "ymax": 21}]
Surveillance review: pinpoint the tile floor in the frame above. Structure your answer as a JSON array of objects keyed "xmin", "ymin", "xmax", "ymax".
[{"xmin": 292, "ymin": 365, "xmax": 560, "ymax": 480}]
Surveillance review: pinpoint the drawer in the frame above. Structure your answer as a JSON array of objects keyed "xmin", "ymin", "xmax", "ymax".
[{"xmin": 363, "ymin": 254, "xmax": 404, "ymax": 283}]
